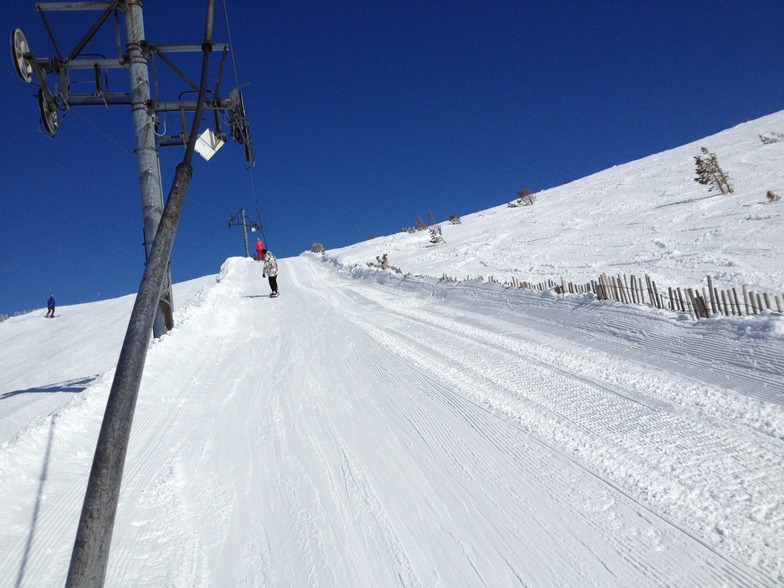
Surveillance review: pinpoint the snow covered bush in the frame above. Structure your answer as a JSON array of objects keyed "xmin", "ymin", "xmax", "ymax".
[
  {"xmin": 310, "ymin": 243, "xmax": 325, "ymax": 254},
  {"xmin": 767, "ymin": 190, "xmax": 781, "ymax": 202},
  {"xmin": 429, "ymin": 226, "xmax": 445, "ymax": 244}
]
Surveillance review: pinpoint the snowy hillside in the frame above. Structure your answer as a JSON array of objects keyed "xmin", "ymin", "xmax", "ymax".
[
  {"xmin": 1, "ymin": 111, "xmax": 783, "ymax": 586},
  {"xmin": 330, "ymin": 110, "xmax": 784, "ymax": 295}
]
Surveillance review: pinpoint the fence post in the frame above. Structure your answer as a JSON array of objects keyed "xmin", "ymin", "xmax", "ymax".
[
  {"xmin": 707, "ymin": 276, "xmax": 717, "ymax": 314},
  {"xmin": 683, "ymin": 289, "xmax": 694, "ymax": 318},
  {"xmin": 732, "ymin": 288, "xmax": 741, "ymax": 316},
  {"xmin": 637, "ymin": 275, "xmax": 645, "ymax": 304},
  {"xmin": 621, "ymin": 275, "xmax": 630, "ymax": 304},
  {"xmin": 698, "ymin": 292, "xmax": 709, "ymax": 318},
  {"xmin": 689, "ymin": 288, "xmax": 706, "ymax": 319},
  {"xmin": 651, "ymin": 278, "xmax": 658, "ymax": 307},
  {"xmin": 728, "ymin": 290, "xmax": 738, "ymax": 316}
]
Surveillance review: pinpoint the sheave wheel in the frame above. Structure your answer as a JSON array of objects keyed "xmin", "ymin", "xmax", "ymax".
[{"xmin": 11, "ymin": 28, "xmax": 33, "ymax": 83}]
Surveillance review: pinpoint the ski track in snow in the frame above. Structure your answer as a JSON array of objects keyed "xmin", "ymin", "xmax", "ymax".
[
  {"xmin": 0, "ymin": 256, "xmax": 782, "ymax": 586},
  {"xmin": 303, "ymin": 258, "xmax": 783, "ymax": 585}
]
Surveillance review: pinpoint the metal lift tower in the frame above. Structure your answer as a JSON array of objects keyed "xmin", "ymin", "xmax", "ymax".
[{"xmin": 11, "ymin": 0, "xmax": 254, "ymax": 337}]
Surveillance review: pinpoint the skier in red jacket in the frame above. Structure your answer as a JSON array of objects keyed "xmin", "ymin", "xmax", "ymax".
[{"xmin": 255, "ymin": 238, "xmax": 265, "ymax": 261}]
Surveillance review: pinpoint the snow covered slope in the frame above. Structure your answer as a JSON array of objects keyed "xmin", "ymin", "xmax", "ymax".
[
  {"xmin": 2, "ymin": 111, "xmax": 783, "ymax": 586},
  {"xmin": 1, "ymin": 255, "xmax": 782, "ymax": 586},
  {"xmin": 329, "ymin": 110, "xmax": 784, "ymax": 294}
]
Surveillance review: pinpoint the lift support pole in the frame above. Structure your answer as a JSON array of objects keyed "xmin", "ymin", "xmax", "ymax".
[
  {"xmin": 125, "ymin": 0, "xmax": 174, "ymax": 336},
  {"xmin": 65, "ymin": 3, "xmax": 215, "ymax": 584}
]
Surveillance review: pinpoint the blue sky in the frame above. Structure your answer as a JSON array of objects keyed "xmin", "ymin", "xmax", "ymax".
[{"xmin": 1, "ymin": 0, "xmax": 782, "ymax": 316}]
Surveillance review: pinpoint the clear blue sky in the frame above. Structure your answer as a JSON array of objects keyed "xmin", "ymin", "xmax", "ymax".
[{"xmin": 1, "ymin": 0, "xmax": 782, "ymax": 316}]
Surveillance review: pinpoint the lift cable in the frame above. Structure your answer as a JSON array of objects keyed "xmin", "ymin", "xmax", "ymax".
[{"xmin": 222, "ymin": 0, "xmax": 268, "ymax": 249}]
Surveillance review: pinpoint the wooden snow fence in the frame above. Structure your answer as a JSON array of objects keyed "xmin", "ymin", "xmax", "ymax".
[{"xmin": 456, "ymin": 273, "xmax": 783, "ymax": 321}]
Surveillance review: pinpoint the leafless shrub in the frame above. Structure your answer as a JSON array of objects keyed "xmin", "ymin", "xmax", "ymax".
[
  {"xmin": 760, "ymin": 132, "xmax": 784, "ymax": 145},
  {"xmin": 367, "ymin": 253, "xmax": 402, "ymax": 273},
  {"xmin": 517, "ymin": 187, "xmax": 536, "ymax": 206},
  {"xmin": 767, "ymin": 190, "xmax": 781, "ymax": 202},
  {"xmin": 509, "ymin": 187, "xmax": 536, "ymax": 207}
]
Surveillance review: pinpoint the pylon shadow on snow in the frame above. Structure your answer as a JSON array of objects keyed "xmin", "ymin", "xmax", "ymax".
[
  {"xmin": 14, "ymin": 413, "xmax": 57, "ymax": 588},
  {"xmin": 0, "ymin": 376, "xmax": 98, "ymax": 400}
]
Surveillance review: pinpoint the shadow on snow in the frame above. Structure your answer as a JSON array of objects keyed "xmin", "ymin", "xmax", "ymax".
[{"xmin": 1, "ymin": 376, "xmax": 98, "ymax": 400}]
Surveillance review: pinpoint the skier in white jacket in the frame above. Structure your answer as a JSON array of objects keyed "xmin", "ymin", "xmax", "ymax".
[{"xmin": 261, "ymin": 249, "xmax": 279, "ymax": 296}]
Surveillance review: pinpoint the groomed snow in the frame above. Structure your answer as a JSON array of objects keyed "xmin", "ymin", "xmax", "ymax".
[{"xmin": 1, "ymin": 111, "xmax": 783, "ymax": 587}]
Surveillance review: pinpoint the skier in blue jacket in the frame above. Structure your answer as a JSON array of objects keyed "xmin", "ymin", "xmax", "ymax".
[{"xmin": 46, "ymin": 294, "xmax": 55, "ymax": 318}]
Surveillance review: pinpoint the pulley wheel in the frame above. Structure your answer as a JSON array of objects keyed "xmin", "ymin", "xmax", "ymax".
[
  {"xmin": 10, "ymin": 28, "xmax": 32, "ymax": 83},
  {"xmin": 38, "ymin": 88, "xmax": 58, "ymax": 136}
]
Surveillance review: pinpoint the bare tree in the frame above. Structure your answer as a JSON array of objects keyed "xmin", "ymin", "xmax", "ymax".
[{"xmin": 694, "ymin": 147, "xmax": 733, "ymax": 195}]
